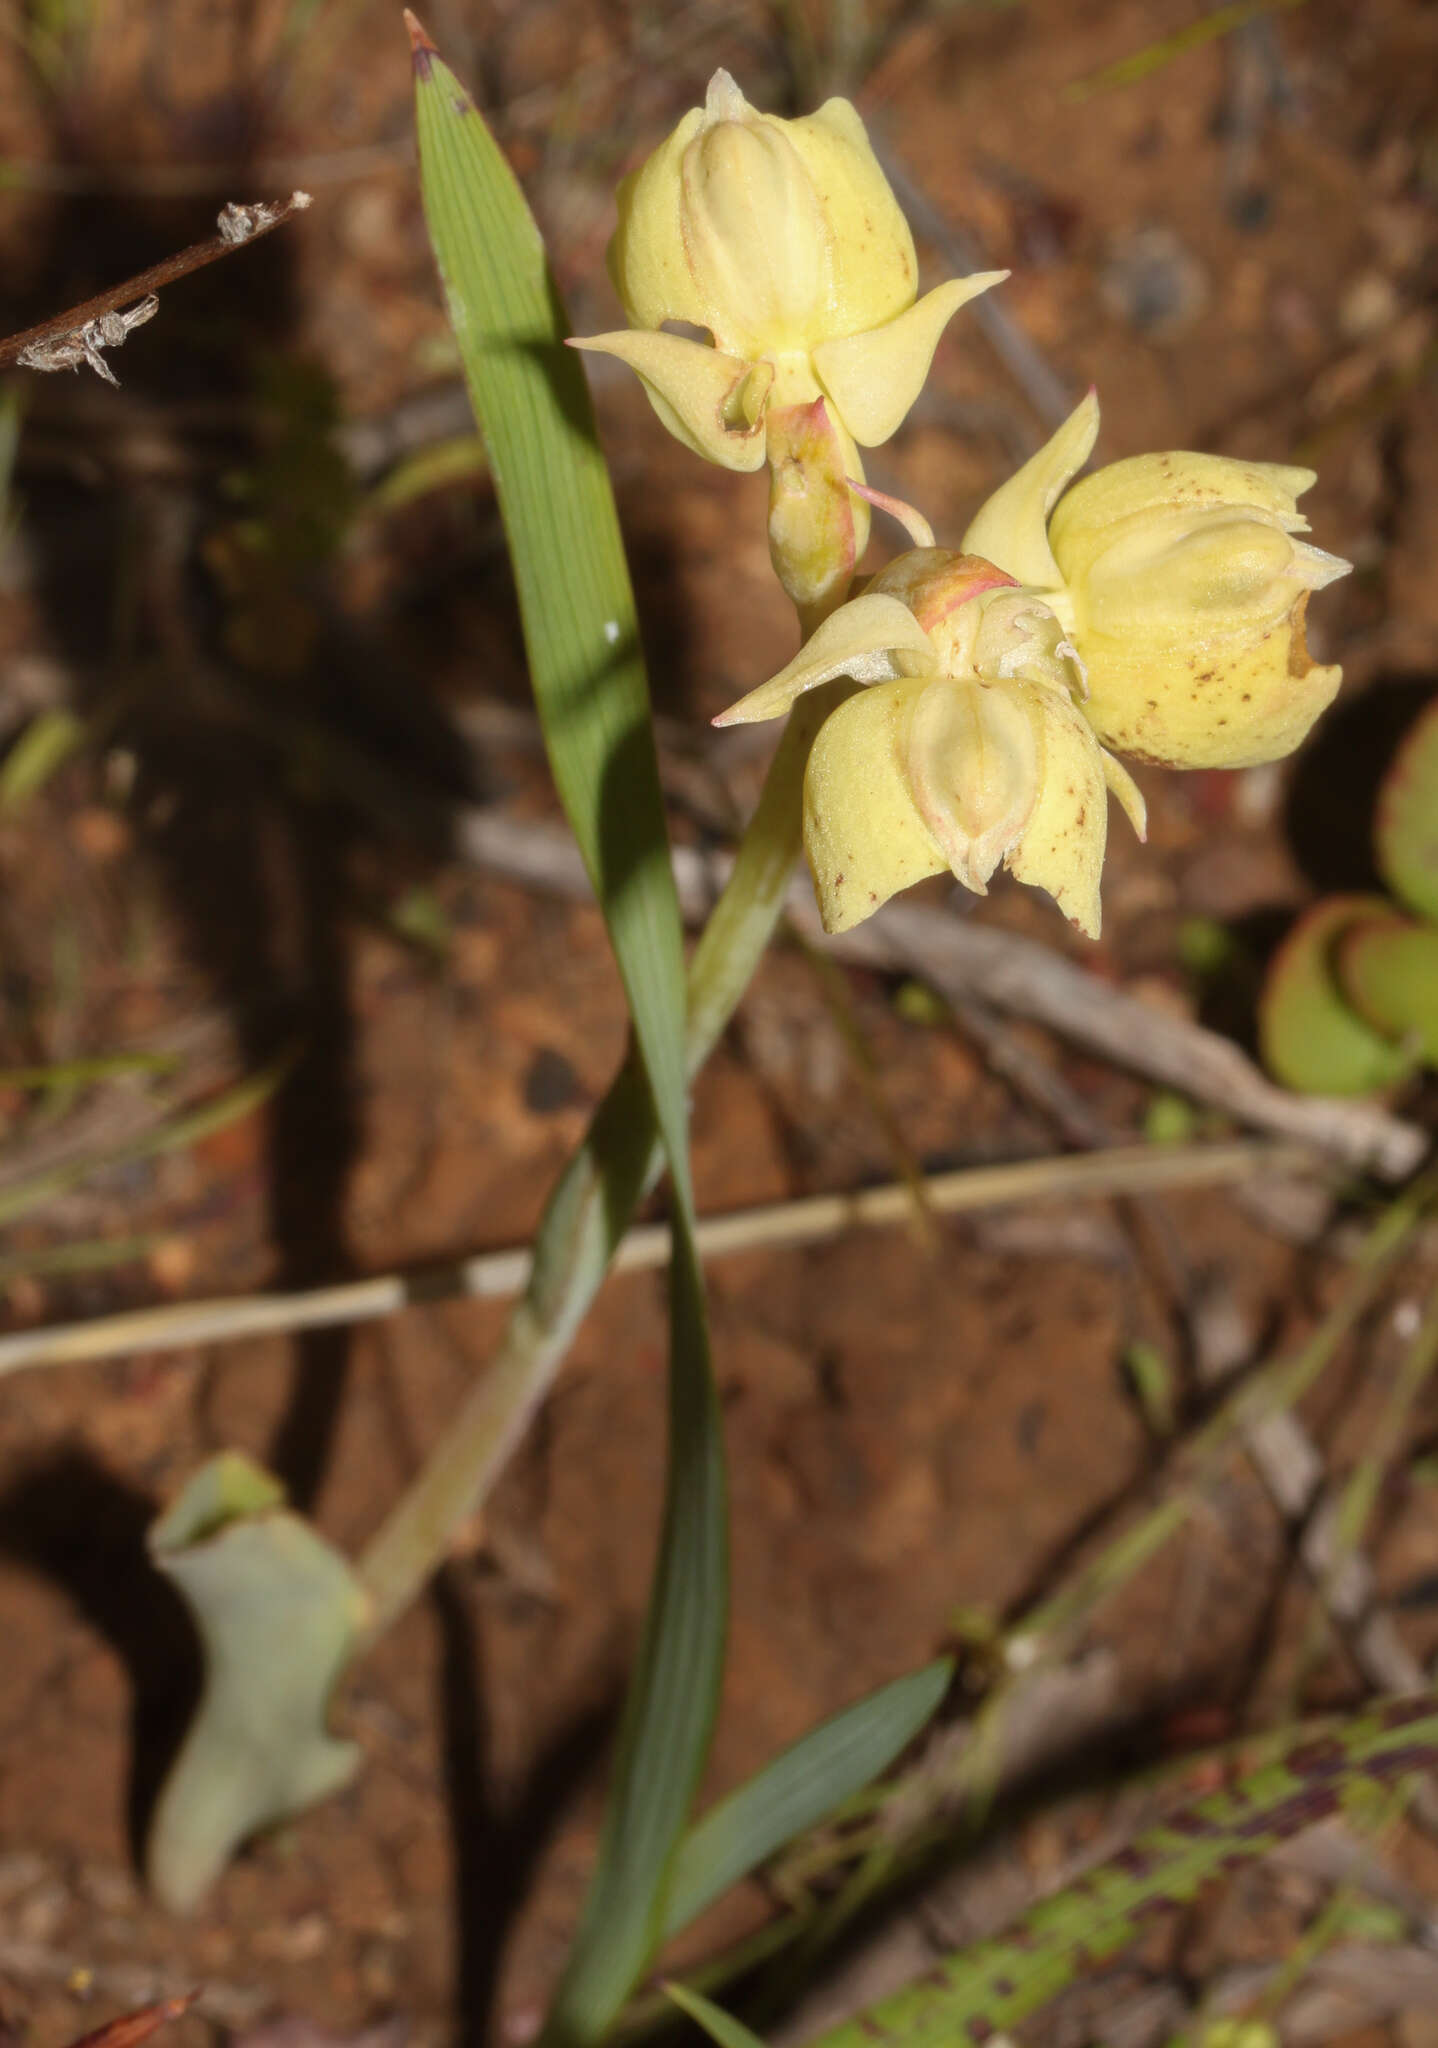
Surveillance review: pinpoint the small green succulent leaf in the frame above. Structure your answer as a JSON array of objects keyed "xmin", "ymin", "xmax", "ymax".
[
  {"xmin": 145, "ymin": 1451, "xmax": 369, "ymax": 1914},
  {"xmin": 1258, "ymin": 894, "xmax": 1413, "ymax": 1095},
  {"xmin": 1338, "ymin": 918, "xmax": 1438, "ymax": 1066},
  {"xmin": 1376, "ymin": 696, "xmax": 1438, "ymax": 924},
  {"xmin": 1199, "ymin": 2026, "xmax": 1279, "ymax": 2048}
]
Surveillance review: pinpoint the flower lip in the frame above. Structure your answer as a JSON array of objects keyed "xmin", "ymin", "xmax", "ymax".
[{"xmin": 906, "ymin": 671, "xmax": 1040, "ymax": 896}]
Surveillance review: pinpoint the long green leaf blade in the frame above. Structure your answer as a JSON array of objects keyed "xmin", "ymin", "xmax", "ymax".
[
  {"xmin": 408, "ymin": 22, "xmax": 687, "ymax": 1159},
  {"xmin": 809, "ymin": 1692, "xmax": 1438, "ymax": 2048},
  {"xmin": 662, "ymin": 1660, "xmax": 953, "ymax": 1943},
  {"xmin": 409, "ymin": 28, "xmax": 726, "ymax": 2044}
]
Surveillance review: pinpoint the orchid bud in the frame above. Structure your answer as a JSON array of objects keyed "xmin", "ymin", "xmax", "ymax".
[{"xmin": 572, "ymin": 73, "xmax": 1004, "ymax": 615}]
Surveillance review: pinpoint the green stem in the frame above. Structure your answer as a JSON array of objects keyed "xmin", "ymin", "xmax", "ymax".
[{"xmin": 355, "ymin": 692, "xmax": 831, "ymax": 1642}]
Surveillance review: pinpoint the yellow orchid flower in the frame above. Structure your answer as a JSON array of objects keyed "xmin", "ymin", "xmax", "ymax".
[
  {"xmin": 716, "ymin": 550, "xmax": 1146, "ymax": 937},
  {"xmin": 571, "ymin": 73, "xmax": 1004, "ymax": 618},
  {"xmin": 962, "ymin": 392, "xmax": 1352, "ymax": 768},
  {"xmin": 575, "ymin": 72, "xmax": 1004, "ymax": 473}
]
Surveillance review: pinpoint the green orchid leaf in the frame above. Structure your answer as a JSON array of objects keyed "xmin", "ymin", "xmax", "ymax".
[
  {"xmin": 662, "ymin": 1659, "xmax": 953, "ymax": 1942},
  {"xmin": 146, "ymin": 1452, "xmax": 368, "ymax": 1913},
  {"xmin": 807, "ymin": 1691, "xmax": 1438, "ymax": 2048},
  {"xmin": 1338, "ymin": 918, "xmax": 1438, "ymax": 1065},
  {"xmin": 409, "ymin": 26, "xmax": 725, "ymax": 2045},
  {"xmin": 1376, "ymin": 695, "xmax": 1438, "ymax": 924},
  {"xmin": 1258, "ymin": 895, "xmax": 1412, "ymax": 1095}
]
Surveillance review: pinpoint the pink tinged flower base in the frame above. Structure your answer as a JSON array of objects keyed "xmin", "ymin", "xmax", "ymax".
[{"xmin": 765, "ymin": 397, "xmax": 868, "ymax": 622}]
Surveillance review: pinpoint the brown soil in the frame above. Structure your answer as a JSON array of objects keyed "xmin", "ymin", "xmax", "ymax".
[{"xmin": 0, "ymin": 4, "xmax": 1435, "ymax": 2048}]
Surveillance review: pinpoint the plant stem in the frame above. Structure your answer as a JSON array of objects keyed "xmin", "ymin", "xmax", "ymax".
[{"xmin": 354, "ymin": 691, "xmax": 831, "ymax": 1642}]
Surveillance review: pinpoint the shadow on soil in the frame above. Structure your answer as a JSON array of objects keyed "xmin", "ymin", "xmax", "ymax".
[
  {"xmin": 0, "ymin": 1446, "xmax": 201, "ymax": 1865},
  {"xmin": 0, "ymin": 116, "xmax": 687, "ymax": 2000},
  {"xmin": 434, "ymin": 1565, "xmax": 623, "ymax": 2048},
  {"xmin": 8, "ymin": 174, "xmax": 483, "ymax": 1516},
  {"xmin": 1190, "ymin": 674, "xmax": 1438, "ymax": 1053},
  {"xmin": 1285, "ymin": 672, "xmax": 1438, "ymax": 897}
]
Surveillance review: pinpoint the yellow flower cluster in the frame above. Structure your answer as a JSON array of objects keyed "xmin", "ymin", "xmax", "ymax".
[{"xmin": 576, "ymin": 75, "xmax": 1351, "ymax": 940}]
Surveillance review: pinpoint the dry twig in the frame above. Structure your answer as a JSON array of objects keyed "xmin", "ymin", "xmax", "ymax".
[
  {"xmin": 0, "ymin": 192, "xmax": 312, "ymax": 377},
  {"xmin": 0, "ymin": 1140, "xmax": 1305, "ymax": 1377},
  {"xmin": 456, "ymin": 810, "xmax": 1427, "ymax": 1180}
]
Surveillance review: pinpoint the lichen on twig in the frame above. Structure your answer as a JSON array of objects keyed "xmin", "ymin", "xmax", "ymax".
[{"xmin": 0, "ymin": 189, "xmax": 312, "ymax": 385}]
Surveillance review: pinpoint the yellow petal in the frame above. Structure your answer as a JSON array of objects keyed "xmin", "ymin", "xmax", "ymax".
[
  {"xmin": 681, "ymin": 77, "xmax": 830, "ymax": 356},
  {"xmin": 1007, "ymin": 687, "xmax": 1110, "ymax": 938},
  {"xmin": 811, "ymin": 273, "xmax": 1007, "ymax": 447},
  {"xmin": 714, "ymin": 591, "xmax": 937, "ymax": 726},
  {"xmin": 802, "ymin": 678, "xmax": 947, "ymax": 933},
  {"xmin": 783, "ymin": 95, "xmax": 921, "ymax": 341},
  {"xmin": 570, "ymin": 329, "xmax": 770, "ymax": 472},
  {"xmin": 961, "ymin": 389, "xmax": 1100, "ymax": 591},
  {"xmin": 608, "ymin": 106, "xmax": 710, "ymax": 333},
  {"xmin": 905, "ymin": 675, "xmax": 1038, "ymax": 894},
  {"xmin": 1056, "ymin": 507, "xmax": 1347, "ymax": 637},
  {"xmin": 1049, "ymin": 449, "xmax": 1351, "ymax": 766},
  {"xmin": 1077, "ymin": 600, "xmax": 1343, "ymax": 769},
  {"xmin": 1100, "ymin": 749, "xmax": 1148, "ymax": 841},
  {"xmin": 1050, "ymin": 452, "xmax": 1323, "ymax": 574},
  {"xmin": 1055, "ymin": 503, "xmax": 1349, "ymax": 768},
  {"xmin": 607, "ymin": 75, "xmax": 924, "ymax": 361}
]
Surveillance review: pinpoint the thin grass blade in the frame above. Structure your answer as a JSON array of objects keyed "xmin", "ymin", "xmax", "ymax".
[
  {"xmin": 662, "ymin": 1660, "xmax": 952, "ymax": 1943},
  {"xmin": 663, "ymin": 1984, "xmax": 768, "ymax": 2048},
  {"xmin": 0, "ymin": 1057, "xmax": 290, "ymax": 1232}
]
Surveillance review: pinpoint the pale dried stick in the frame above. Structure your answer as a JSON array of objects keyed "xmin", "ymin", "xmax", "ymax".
[
  {"xmin": 457, "ymin": 810, "xmax": 1427, "ymax": 1180},
  {"xmin": 0, "ymin": 1139, "xmax": 1304, "ymax": 1378},
  {"xmin": 1288, "ymin": 1277, "xmax": 1438, "ymax": 1698}
]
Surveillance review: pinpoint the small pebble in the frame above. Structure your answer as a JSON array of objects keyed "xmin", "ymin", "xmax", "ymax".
[
  {"xmin": 1100, "ymin": 225, "xmax": 1209, "ymax": 338},
  {"xmin": 70, "ymin": 807, "xmax": 131, "ymax": 862},
  {"xmin": 1339, "ymin": 270, "xmax": 1401, "ymax": 340}
]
